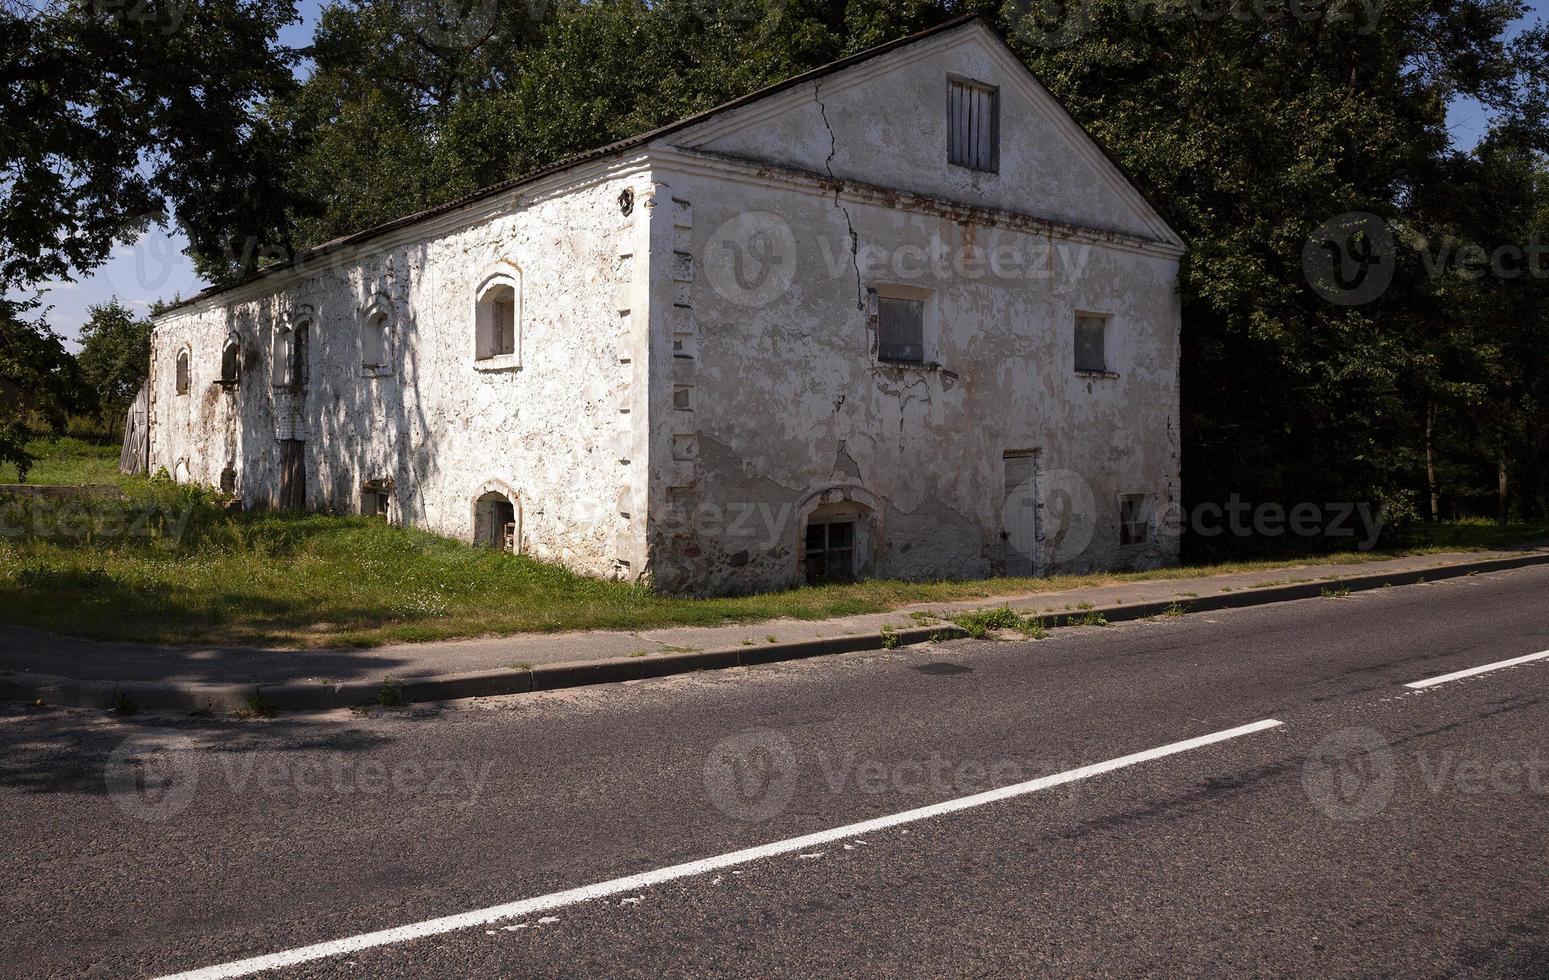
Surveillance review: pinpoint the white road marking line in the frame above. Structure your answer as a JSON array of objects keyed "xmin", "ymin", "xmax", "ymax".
[
  {"xmin": 157, "ymin": 718, "xmax": 1284, "ymax": 980},
  {"xmin": 1405, "ymin": 650, "xmax": 1549, "ymax": 690}
]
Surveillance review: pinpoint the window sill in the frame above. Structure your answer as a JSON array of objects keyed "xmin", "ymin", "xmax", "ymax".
[
  {"xmin": 361, "ymin": 365, "xmax": 395, "ymax": 379},
  {"xmin": 1075, "ymin": 369, "xmax": 1120, "ymax": 380},
  {"xmin": 473, "ymin": 354, "xmax": 521, "ymax": 373},
  {"xmin": 876, "ymin": 359, "xmax": 942, "ymax": 371}
]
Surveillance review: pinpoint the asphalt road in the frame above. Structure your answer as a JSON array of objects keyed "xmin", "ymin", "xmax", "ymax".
[{"xmin": 4, "ymin": 565, "xmax": 1549, "ymax": 978}]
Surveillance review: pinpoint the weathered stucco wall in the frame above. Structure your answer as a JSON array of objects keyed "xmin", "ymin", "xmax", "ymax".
[
  {"xmin": 149, "ymin": 165, "xmax": 652, "ymax": 577},
  {"xmin": 643, "ymin": 176, "xmax": 1180, "ymax": 593}
]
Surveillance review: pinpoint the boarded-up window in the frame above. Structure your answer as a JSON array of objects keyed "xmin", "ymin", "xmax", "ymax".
[
  {"xmin": 1075, "ymin": 314, "xmax": 1108, "ymax": 373},
  {"xmin": 948, "ymin": 78, "xmax": 998, "ymax": 172},
  {"xmin": 878, "ymin": 296, "xmax": 925, "ymax": 364},
  {"xmin": 1120, "ymin": 494, "xmax": 1152, "ymax": 546}
]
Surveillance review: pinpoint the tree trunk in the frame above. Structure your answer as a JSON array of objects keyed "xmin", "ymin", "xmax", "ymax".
[
  {"xmin": 1498, "ymin": 452, "xmax": 1509, "ymax": 525},
  {"xmin": 1424, "ymin": 399, "xmax": 1439, "ymax": 522}
]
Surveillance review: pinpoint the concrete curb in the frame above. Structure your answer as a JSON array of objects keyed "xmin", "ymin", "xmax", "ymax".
[{"xmin": 4, "ymin": 550, "xmax": 1545, "ymax": 715}]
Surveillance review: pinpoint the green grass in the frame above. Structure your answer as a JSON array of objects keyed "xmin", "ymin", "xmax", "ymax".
[
  {"xmin": 3, "ymin": 438, "xmax": 128, "ymax": 487},
  {"xmin": 1, "ymin": 441, "xmax": 1546, "ymax": 649}
]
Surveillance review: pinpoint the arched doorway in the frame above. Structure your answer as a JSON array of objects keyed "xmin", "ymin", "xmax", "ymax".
[
  {"xmin": 798, "ymin": 487, "xmax": 879, "ymax": 584},
  {"xmin": 474, "ymin": 491, "xmax": 518, "ymax": 552}
]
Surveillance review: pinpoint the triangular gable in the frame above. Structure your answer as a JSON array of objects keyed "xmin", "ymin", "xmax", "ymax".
[{"xmin": 661, "ymin": 20, "xmax": 1182, "ymax": 249}]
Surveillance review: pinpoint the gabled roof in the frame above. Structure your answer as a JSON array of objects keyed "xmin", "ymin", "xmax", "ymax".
[{"xmin": 159, "ymin": 14, "xmax": 1178, "ymax": 317}]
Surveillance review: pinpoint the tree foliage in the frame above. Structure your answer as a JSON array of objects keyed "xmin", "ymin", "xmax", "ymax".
[
  {"xmin": 76, "ymin": 300, "xmax": 153, "ymax": 436},
  {"xmin": 5, "ymin": 0, "xmax": 1547, "ymax": 530}
]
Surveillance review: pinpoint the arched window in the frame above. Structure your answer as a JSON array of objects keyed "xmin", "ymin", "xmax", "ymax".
[
  {"xmin": 175, "ymin": 349, "xmax": 190, "ymax": 395},
  {"xmin": 476, "ymin": 279, "xmax": 517, "ymax": 362},
  {"xmin": 271, "ymin": 326, "xmax": 293, "ymax": 386},
  {"xmin": 360, "ymin": 297, "xmax": 393, "ymax": 375},
  {"xmin": 473, "ymin": 269, "xmax": 520, "ymax": 369},
  {"xmin": 220, "ymin": 333, "xmax": 241, "ymax": 386}
]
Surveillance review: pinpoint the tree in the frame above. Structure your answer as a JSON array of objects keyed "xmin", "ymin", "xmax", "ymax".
[
  {"xmin": 77, "ymin": 300, "xmax": 153, "ymax": 441},
  {"xmin": 0, "ymin": 297, "xmax": 90, "ymax": 481},
  {"xmin": 0, "ymin": 0, "xmax": 304, "ymax": 291}
]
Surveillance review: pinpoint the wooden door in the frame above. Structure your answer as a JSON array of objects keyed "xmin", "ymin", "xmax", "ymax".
[
  {"xmin": 279, "ymin": 439, "xmax": 305, "ymax": 511},
  {"xmin": 1002, "ymin": 451, "xmax": 1042, "ymax": 577}
]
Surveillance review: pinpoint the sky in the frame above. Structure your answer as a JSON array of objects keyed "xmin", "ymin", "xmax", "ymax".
[{"xmin": 21, "ymin": 0, "xmax": 1549, "ymax": 350}]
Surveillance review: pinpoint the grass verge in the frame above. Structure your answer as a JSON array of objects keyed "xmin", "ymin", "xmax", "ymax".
[{"xmin": 0, "ymin": 442, "xmax": 1545, "ymax": 649}]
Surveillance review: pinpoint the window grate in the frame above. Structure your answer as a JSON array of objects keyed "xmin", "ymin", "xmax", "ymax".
[{"xmin": 877, "ymin": 296, "xmax": 925, "ymax": 364}]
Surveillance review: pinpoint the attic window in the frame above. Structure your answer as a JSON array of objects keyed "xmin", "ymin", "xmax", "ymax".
[{"xmin": 948, "ymin": 78, "xmax": 998, "ymax": 172}]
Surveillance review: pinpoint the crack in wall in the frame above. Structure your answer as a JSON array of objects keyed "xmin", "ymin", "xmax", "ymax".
[{"xmin": 814, "ymin": 80, "xmax": 865, "ymax": 312}]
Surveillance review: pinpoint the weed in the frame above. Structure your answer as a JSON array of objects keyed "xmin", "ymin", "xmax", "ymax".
[
  {"xmin": 110, "ymin": 691, "xmax": 138, "ymax": 716},
  {"xmin": 766, "ymin": 635, "xmax": 778, "ymax": 643},
  {"xmin": 908, "ymin": 611, "xmax": 938, "ymax": 625},
  {"xmin": 237, "ymin": 690, "xmax": 278, "ymax": 719},
  {"xmin": 658, "ymin": 645, "xmax": 700, "ymax": 654},
  {"xmin": 951, "ymin": 606, "xmax": 1045, "ymax": 640},
  {"xmin": 1065, "ymin": 611, "xmax": 1109, "ymax": 627},
  {"xmin": 627, "ymin": 650, "xmax": 648, "ymax": 658},
  {"xmin": 1176, "ymin": 592, "xmax": 1199, "ymax": 598},
  {"xmin": 1160, "ymin": 602, "xmax": 1187, "ymax": 619},
  {"xmin": 378, "ymin": 678, "xmax": 405, "ymax": 707},
  {"xmin": 1320, "ymin": 586, "xmax": 1352, "ymax": 598},
  {"xmin": 880, "ymin": 625, "xmax": 899, "ymax": 649},
  {"xmin": 1076, "ymin": 601, "xmax": 1094, "ymax": 611},
  {"xmin": 507, "ymin": 661, "xmax": 535, "ymax": 670},
  {"xmin": 741, "ymin": 638, "xmax": 754, "ymax": 646}
]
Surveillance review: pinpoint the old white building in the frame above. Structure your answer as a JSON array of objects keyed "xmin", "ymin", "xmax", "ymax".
[{"xmin": 148, "ymin": 17, "xmax": 1184, "ymax": 594}]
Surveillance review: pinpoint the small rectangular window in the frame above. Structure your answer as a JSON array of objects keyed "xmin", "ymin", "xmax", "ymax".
[
  {"xmin": 362, "ymin": 488, "xmax": 390, "ymax": 520},
  {"xmin": 1120, "ymin": 494, "xmax": 1151, "ymax": 546},
  {"xmin": 948, "ymin": 78, "xmax": 998, "ymax": 172},
  {"xmin": 878, "ymin": 296, "xmax": 925, "ymax": 364},
  {"xmin": 1075, "ymin": 314, "xmax": 1108, "ymax": 374}
]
